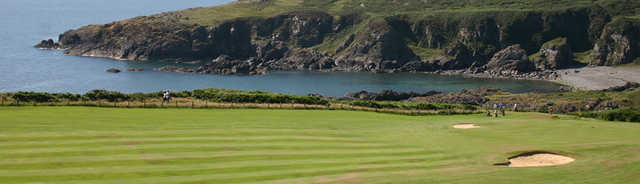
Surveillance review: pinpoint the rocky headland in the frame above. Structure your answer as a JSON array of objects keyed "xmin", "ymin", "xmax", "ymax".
[{"xmin": 36, "ymin": 0, "xmax": 640, "ymax": 90}]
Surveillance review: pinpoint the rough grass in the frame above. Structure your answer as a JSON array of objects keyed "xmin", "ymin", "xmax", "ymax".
[
  {"xmin": 573, "ymin": 50, "xmax": 593, "ymax": 64},
  {"xmin": 407, "ymin": 45, "xmax": 443, "ymax": 61},
  {"xmin": 487, "ymin": 88, "xmax": 640, "ymax": 115},
  {"xmin": 542, "ymin": 37, "xmax": 567, "ymax": 48},
  {"xmin": 0, "ymin": 107, "xmax": 638, "ymax": 183},
  {"xmin": 167, "ymin": 0, "xmax": 640, "ymax": 26}
]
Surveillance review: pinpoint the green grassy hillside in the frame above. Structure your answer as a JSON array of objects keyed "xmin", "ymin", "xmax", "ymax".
[
  {"xmin": 175, "ymin": 0, "xmax": 639, "ymax": 26},
  {"xmin": 0, "ymin": 107, "xmax": 638, "ymax": 183}
]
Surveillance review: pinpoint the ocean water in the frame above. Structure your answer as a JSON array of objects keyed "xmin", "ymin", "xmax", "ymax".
[{"xmin": 0, "ymin": 0, "xmax": 565, "ymax": 97}]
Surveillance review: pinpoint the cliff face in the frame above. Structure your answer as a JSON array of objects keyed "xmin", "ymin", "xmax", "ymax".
[
  {"xmin": 590, "ymin": 18, "xmax": 640, "ymax": 66},
  {"xmin": 36, "ymin": 1, "xmax": 640, "ymax": 76}
]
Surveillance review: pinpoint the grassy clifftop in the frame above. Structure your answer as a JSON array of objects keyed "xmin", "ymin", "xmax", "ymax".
[{"xmin": 172, "ymin": 0, "xmax": 639, "ymax": 26}]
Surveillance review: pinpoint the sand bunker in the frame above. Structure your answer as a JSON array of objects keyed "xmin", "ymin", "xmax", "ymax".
[
  {"xmin": 506, "ymin": 152, "xmax": 575, "ymax": 167},
  {"xmin": 453, "ymin": 124, "xmax": 481, "ymax": 129}
]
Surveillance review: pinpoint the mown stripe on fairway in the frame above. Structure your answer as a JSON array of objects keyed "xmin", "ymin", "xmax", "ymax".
[
  {"xmin": 0, "ymin": 153, "xmax": 460, "ymax": 177},
  {"xmin": 243, "ymin": 168, "xmax": 438, "ymax": 184},
  {"xmin": 0, "ymin": 140, "xmax": 390, "ymax": 153},
  {"xmin": 1, "ymin": 143, "xmax": 405, "ymax": 158},
  {"xmin": 0, "ymin": 135, "xmax": 378, "ymax": 150},
  {"xmin": 0, "ymin": 129, "xmax": 366, "ymax": 141},
  {"xmin": 0, "ymin": 160, "xmax": 459, "ymax": 184},
  {"xmin": 0, "ymin": 149, "xmax": 442, "ymax": 170}
]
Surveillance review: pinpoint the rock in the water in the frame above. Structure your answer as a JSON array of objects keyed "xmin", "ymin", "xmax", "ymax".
[
  {"xmin": 155, "ymin": 66, "xmax": 196, "ymax": 73},
  {"xmin": 534, "ymin": 38, "xmax": 574, "ymax": 70},
  {"xmin": 127, "ymin": 68, "xmax": 144, "ymax": 72},
  {"xmin": 106, "ymin": 68, "xmax": 121, "ymax": 73},
  {"xmin": 484, "ymin": 45, "xmax": 535, "ymax": 76},
  {"xmin": 35, "ymin": 39, "xmax": 59, "ymax": 49}
]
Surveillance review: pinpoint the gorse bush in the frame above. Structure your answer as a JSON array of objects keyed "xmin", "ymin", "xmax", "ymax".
[
  {"xmin": 11, "ymin": 92, "xmax": 57, "ymax": 102},
  {"xmin": 192, "ymin": 89, "xmax": 329, "ymax": 105},
  {"xmin": 2, "ymin": 89, "xmax": 328, "ymax": 105},
  {"xmin": 580, "ymin": 108, "xmax": 640, "ymax": 122},
  {"xmin": 84, "ymin": 90, "xmax": 130, "ymax": 102}
]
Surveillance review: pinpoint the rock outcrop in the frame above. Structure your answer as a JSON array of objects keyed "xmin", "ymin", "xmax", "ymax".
[
  {"xmin": 345, "ymin": 90, "xmax": 440, "ymax": 101},
  {"xmin": 590, "ymin": 18, "xmax": 640, "ymax": 66},
  {"xmin": 35, "ymin": 39, "xmax": 60, "ymax": 49},
  {"xmin": 409, "ymin": 88, "xmax": 502, "ymax": 105},
  {"xmin": 156, "ymin": 55, "xmax": 269, "ymax": 75},
  {"xmin": 533, "ymin": 38, "xmax": 575, "ymax": 70},
  {"xmin": 333, "ymin": 19, "xmax": 418, "ymax": 72},
  {"xmin": 482, "ymin": 45, "xmax": 535, "ymax": 76},
  {"xmin": 602, "ymin": 82, "xmax": 640, "ymax": 92},
  {"xmin": 106, "ymin": 68, "xmax": 121, "ymax": 73},
  {"xmin": 127, "ymin": 68, "xmax": 144, "ymax": 72}
]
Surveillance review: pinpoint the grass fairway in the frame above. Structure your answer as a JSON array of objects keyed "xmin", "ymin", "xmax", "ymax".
[{"xmin": 0, "ymin": 107, "xmax": 638, "ymax": 184}]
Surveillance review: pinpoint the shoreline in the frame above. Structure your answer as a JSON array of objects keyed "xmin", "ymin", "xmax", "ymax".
[
  {"xmin": 427, "ymin": 66, "xmax": 640, "ymax": 91},
  {"xmin": 46, "ymin": 49, "xmax": 640, "ymax": 92},
  {"xmin": 551, "ymin": 66, "xmax": 640, "ymax": 91}
]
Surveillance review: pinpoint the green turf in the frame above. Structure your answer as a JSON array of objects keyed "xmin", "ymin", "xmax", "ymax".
[
  {"xmin": 0, "ymin": 107, "xmax": 638, "ymax": 183},
  {"xmin": 177, "ymin": 0, "xmax": 634, "ymax": 26}
]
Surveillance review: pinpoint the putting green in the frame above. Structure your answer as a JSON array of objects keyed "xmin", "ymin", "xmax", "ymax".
[{"xmin": 0, "ymin": 107, "xmax": 638, "ymax": 183}]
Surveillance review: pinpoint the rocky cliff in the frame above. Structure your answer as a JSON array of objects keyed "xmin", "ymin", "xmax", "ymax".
[
  {"xmin": 590, "ymin": 18, "xmax": 640, "ymax": 66},
  {"xmin": 36, "ymin": 0, "xmax": 640, "ymax": 76}
]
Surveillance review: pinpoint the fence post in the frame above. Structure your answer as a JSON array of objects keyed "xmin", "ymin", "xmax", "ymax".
[
  {"xmin": 142, "ymin": 99, "xmax": 146, "ymax": 108},
  {"xmin": 175, "ymin": 101, "xmax": 178, "ymax": 108},
  {"xmin": 127, "ymin": 100, "xmax": 130, "ymax": 108},
  {"xmin": 191, "ymin": 101, "xmax": 194, "ymax": 108}
]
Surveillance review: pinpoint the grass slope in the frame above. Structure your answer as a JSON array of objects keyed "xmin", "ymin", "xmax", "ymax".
[
  {"xmin": 176, "ymin": 0, "xmax": 639, "ymax": 26},
  {"xmin": 0, "ymin": 107, "xmax": 638, "ymax": 183}
]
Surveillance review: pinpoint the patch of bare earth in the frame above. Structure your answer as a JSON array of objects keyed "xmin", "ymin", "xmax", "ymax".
[
  {"xmin": 453, "ymin": 124, "xmax": 480, "ymax": 129},
  {"xmin": 506, "ymin": 153, "xmax": 575, "ymax": 167}
]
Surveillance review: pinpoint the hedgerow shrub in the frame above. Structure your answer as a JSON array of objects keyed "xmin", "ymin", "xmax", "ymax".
[
  {"xmin": 11, "ymin": 92, "xmax": 56, "ymax": 102},
  {"xmin": 602, "ymin": 108, "xmax": 640, "ymax": 122},
  {"xmin": 191, "ymin": 89, "xmax": 328, "ymax": 105},
  {"xmin": 347, "ymin": 100, "xmax": 476, "ymax": 111},
  {"xmin": 84, "ymin": 90, "xmax": 130, "ymax": 102},
  {"xmin": 578, "ymin": 108, "xmax": 640, "ymax": 122}
]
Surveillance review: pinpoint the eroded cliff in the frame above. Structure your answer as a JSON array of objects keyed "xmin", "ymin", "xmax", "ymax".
[{"xmin": 36, "ymin": 0, "xmax": 640, "ymax": 76}]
